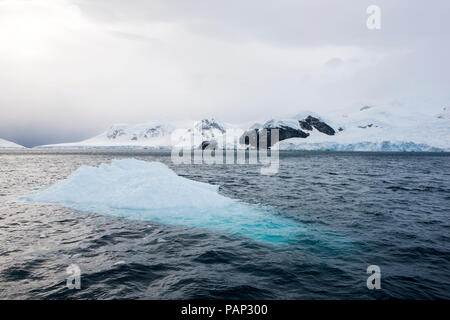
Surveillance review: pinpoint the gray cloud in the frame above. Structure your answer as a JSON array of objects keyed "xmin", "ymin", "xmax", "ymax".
[{"xmin": 0, "ymin": 0, "xmax": 449, "ymax": 147}]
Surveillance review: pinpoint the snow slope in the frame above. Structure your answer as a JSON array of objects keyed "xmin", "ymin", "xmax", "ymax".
[
  {"xmin": 275, "ymin": 106, "xmax": 450, "ymax": 151},
  {"xmin": 0, "ymin": 138, "xmax": 25, "ymax": 149},
  {"xmin": 37, "ymin": 122, "xmax": 174, "ymax": 149}
]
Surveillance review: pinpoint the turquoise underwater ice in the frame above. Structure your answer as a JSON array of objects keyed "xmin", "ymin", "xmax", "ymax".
[{"xmin": 22, "ymin": 159, "xmax": 349, "ymax": 247}]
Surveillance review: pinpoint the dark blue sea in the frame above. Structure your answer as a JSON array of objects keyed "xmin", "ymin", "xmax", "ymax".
[{"xmin": 0, "ymin": 150, "xmax": 449, "ymax": 299}]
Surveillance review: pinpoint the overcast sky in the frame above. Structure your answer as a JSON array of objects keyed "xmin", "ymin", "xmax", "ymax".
[{"xmin": 1, "ymin": 0, "xmax": 449, "ymax": 147}]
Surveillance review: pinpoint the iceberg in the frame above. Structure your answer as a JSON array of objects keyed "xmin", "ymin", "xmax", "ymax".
[{"xmin": 22, "ymin": 159, "xmax": 310, "ymax": 245}]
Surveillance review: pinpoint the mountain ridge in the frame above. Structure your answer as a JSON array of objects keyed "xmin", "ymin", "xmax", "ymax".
[{"xmin": 34, "ymin": 105, "xmax": 450, "ymax": 152}]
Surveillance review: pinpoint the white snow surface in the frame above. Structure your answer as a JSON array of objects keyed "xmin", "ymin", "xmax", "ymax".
[
  {"xmin": 276, "ymin": 105, "xmax": 450, "ymax": 151},
  {"xmin": 37, "ymin": 118, "xmax": 245, "ymax": 149},
  {"xmin": 0, "ymin": 138, "xmax": 25, "ymax": 149},
  {"xmin": 37, "ymin": 122, "xmax": 174, "ymax": 149}
]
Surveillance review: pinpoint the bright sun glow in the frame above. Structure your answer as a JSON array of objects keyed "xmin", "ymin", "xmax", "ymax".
[{"xmin": 0, "ymin": 0, "xmax": 84, "ymax": 59}]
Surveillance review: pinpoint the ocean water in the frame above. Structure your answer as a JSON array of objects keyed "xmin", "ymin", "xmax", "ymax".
[{"xmin": 0, "ymin": 150, "xmax": 449, "ymax": 299}]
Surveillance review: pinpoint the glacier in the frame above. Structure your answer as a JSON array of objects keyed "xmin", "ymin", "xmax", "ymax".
[
  {"xmin": 22, "ymin": 159, "xmax": 330, "ymax": 245},
  {"xmin": 278, "ymin": 140, "xmax": 445, "ymax": 152}
]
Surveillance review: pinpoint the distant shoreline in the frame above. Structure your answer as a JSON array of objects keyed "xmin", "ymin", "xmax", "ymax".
[{"xmin": 1, "ymin": 149, "xmax": 449, "ymax": 156}]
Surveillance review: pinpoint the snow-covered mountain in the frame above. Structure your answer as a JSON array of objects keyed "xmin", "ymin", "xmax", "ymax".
[
  {"xmin": 172, "ymin": 118, "xmax": 244, "ymax": 149},
  {"xmin": 0, "ymin": 138, "xmax": 25, "ymax": 149},
  {"xmin": 35, "ymin": 105, "xmax": 450, "ymax": 151},
  {"xmin": 240, "ymin": 112, "xmax": 336, "ymax": 148},
  {"xmin": 273, "ymin": 106, "xmax": 450, "ymax": 151},
  {"xmin": 36, "ymin": 119, "xmax": 244, "ymax": 150},
  {"xmin": 37, "ymin": 122, "xmax": 174, "ymax": 149}
]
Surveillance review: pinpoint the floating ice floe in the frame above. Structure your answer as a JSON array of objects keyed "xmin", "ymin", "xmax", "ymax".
[{"xmin": 22, "ymin": 159, "xmax": 346, "ymax": 247}]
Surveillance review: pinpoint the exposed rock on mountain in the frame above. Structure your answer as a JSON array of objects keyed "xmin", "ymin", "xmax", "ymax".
[
  {"xmin": 105, "ymin": 124, "xmax": 172, "ymax": 142},
  {"xmin": 34, "ymin": 105, "xmax": 450, "ymax": 152},
  {"xmin": 360, "ymin": 106, "xmax": 372, "ymax": 111},
  {"xmin": 299, "ymin": 116, "xmax": 335, "ymax": 136},
  {"xmin": 240, "ymin": 116, "xmax": 334, "ymax": 148}
]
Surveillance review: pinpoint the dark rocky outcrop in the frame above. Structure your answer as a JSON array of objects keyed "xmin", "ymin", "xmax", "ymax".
[
  {"xmin": 107, "ymin": 128, "xmax": 126, "ymax": 139},
  {"xmin": 240, "ymin": 125, "xmax": 309, "ymax": 148},
  {"xmin": 145, "ymin": 126, "xmax": 164, "ymax": 138},
  {"xmin": 299, "ymin": 120, "xmax": 313, "ymax": 131},
  {"xmin": 277, "ymin": 126, "xmax": 309, "ymax": 140},
  {"xmin": 239, "ymin": 114, "xmax": 336, "ymax": 149},
  {"xmin": 301, "ymin": 116, "xmax": 335, "ymax": 136}
]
